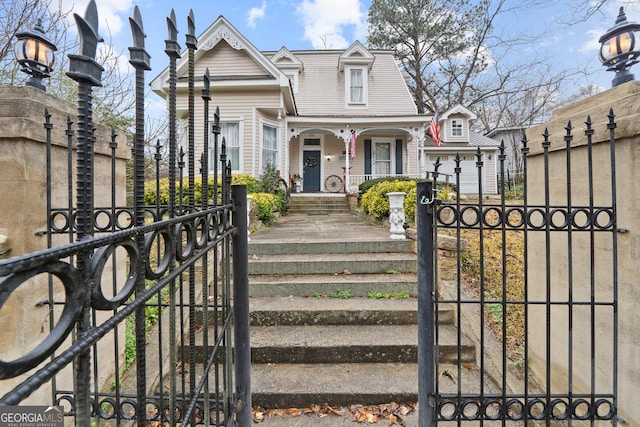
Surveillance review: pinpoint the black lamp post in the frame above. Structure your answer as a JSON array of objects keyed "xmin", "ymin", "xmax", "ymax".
[
  {"xmin": 13, "ymin": 19, "xmax": 57, "ymax": 91},
  {"xmin": 599, "ymin": 7, "xmax": 640, "ymax": 87}
]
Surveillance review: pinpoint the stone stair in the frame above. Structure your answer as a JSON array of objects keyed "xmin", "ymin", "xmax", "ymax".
[
  {"xmin": 184, "ymin": 205, "xmax": 476, "ymax": 411},
  {"xmin": 287, "ymin": 194, "xmax": 350, "ymax": 215}
]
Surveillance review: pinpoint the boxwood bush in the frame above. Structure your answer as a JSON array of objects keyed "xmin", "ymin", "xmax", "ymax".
[
  {"xmin": 358, "ymin": 176, "xmax": 456, "ymax": 196},
  {"xmin": 144, "ymin": 174, "xmax": 260, "ymax": 205},
  {"xmin": 144, "ymin": 173, "xmax": 286, "ymax": 224},
  {"xmin": 361, "ymin": 180, "xmax": 418, "ymax": 221}
]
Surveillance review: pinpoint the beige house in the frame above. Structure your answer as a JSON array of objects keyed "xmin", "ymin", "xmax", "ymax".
[{"xmin": 150, "ymin": 16, "xmax": 498, "ymax": 195}]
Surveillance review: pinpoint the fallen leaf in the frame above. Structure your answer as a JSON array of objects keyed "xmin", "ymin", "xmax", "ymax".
[{"xmin": 285, "ymin": 407, "xmax": 302, "ymax": 417}]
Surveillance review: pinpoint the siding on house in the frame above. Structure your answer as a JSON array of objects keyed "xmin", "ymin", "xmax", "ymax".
[
  {"xmin": 151, "ymin": 15, "xmax": 435, "ymax": 189},
  {"xmin": 443, "ymin": 113, "xmax": 469, "ymax": 144},
  {"xmin": 276, "ymin": 51, "xmax": 417, "ymax": 117},
  {"xmin": 175, "ymin": 87, "xmax": 283, "ymax": 177},
  {"xmin": 191, "ymin": 41, "xmax": 273, "ymax": 78}
]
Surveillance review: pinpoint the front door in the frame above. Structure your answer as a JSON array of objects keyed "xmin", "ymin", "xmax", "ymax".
[
  {"xmin": 374, "ymin": 141, "xmax": 391, "ymax": 176},
  {"xmin": 302, "ymin": 150, "xmax": 321, "ymax": 192}
]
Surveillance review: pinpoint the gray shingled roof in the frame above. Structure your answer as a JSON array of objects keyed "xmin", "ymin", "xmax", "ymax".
[{"xmin": 469, "ymin": 131, "xmax": 500, "ymax": 148}]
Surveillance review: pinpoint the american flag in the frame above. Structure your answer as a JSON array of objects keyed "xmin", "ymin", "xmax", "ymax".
[{"xmin": 430, "ymin": 109, "xmax": 440, "ymax": 147}]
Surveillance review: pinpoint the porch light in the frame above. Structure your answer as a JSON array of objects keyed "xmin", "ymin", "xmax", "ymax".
[
  {"xmin": 14, "ymin": 19, "xmax": 57, "ymax": 91},
  {"xmin": 599, "ymin": 7, "xmax": 640, "ymax": 87},
  {"xmin": 326, "ymin": 153, "xmax": 331, "ymax": 161}
]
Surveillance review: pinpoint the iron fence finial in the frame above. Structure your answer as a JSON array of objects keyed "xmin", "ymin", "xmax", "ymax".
[
  {"xmin": 74, "ymin": 0, "xmax": 102, "ymax": 59},
  {"xmin": 67, "ymin": 0, "xmax": 104, "ymax": 86},
  {"xmin": 202, "ymin": 68, "xmax": 211, "ymax": 100},
  {"xmin": 186, "ymin": 10, "xmax": 197, "ymax": 49},
  {"xmin": 129, "ymin": 6, "xmax": 151, "ymax": 70}
]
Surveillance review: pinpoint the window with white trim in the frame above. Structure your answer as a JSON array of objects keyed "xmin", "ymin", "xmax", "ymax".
[
  {"xmin": 346, "ymin": 66, "xmax": 367, "ymax": 105},
  {"xmin": 262, "ymin": 124, "xmax": 278, "ymax": 171},
  {"xmin": 451, "ymin": 119, "xmax": 463, "ymax": 136},
  {"xmin": 210, "ymin": 122, "xmax": 240, "ymax": 172}
]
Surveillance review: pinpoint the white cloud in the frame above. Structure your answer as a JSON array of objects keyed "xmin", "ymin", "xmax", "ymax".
[
  {"xmin": 295, "ymin": 0, "xmax": 365, "ymax": 49},
  {"xmin": 59, "ymin": 0, "xmax": 134, "ymax": 37},
  {"xmin": 580, "ymin": 28, "xmax": 605, "ymax": 53},
  {"xmin": 247, "ymin": 1, "xmax": 267, "ymax": 29},
  {"xmin": 579, "ymin": 2, "xmax": 640, "ymax": 53}
]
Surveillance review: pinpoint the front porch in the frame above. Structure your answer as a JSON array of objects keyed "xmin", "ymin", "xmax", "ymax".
[
  {"xmin": 285, "ymin": 117, "xmax": 430, "ymax": 193},
  {"xmin": 288, "ymin": 173, "xmax": 453, "ymax": 194}
]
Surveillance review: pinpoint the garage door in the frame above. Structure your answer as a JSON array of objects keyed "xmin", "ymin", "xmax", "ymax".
[{"xmin": 428, "ymin": 153, "xmax": 481, "ymax": 194}]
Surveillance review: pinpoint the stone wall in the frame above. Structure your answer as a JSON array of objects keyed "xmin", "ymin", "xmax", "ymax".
[
  {"xmin": 527, "ymin": 82, "xmax": 640, "ymax": 425},
  {"xmin": 0, "ymin": 86, "xmax": 130, "ymax": 404}
]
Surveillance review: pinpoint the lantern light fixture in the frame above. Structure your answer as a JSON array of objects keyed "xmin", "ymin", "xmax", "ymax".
[
  {"xmin": 599, "ymin": 7, "xmax": 640, "ymax": 87},
  {"xmin": 14, "ymin": 19, "xmax": 57, "ymax": 91}
]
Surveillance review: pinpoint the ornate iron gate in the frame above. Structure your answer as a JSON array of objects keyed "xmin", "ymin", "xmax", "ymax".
[
  {"xmin": 0, "ymin": 2, "xmax": 251, "ymax": 426},
  {"xmin": 417, "ymin": 114, "xmax": 619, "ymax": 425}
]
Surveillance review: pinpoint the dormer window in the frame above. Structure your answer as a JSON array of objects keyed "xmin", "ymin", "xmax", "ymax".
[
  {"xmin": 346, "ymin": 66, "xmax": 367, "ymax": 106},
  {"xmin": 339, "ymin": 41, "xmax": 374, "ymax": 108},
  {"xmin": 451, "ymin": 119, "xmax": 463, "ymax": 136}
]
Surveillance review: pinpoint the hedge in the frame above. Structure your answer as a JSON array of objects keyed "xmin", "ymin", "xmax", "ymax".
[
  {"xmin": 144, "ymin": 174, "xmax": 259, "ymax": 205},
  {"xmin": 361, "ymin": 180, "xmax": 418, "ymax": 222}
]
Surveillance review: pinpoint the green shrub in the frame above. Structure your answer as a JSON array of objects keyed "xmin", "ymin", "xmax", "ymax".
[
  {"xmin": 404, "ymin": 186, "xmax": 417, "ymax": 223},
  {"xmin": 250, "ymin": 192, "xmax": 279, "ymax": 224},
  {"xmin": 437, "ymin": 185, "xmax": 457, "ymax": 202},
  {"xmin": 144, "ymin": 174, "xmax": 258, "ymax": 205},
  {"xmin": 258, "ymin": 163, "xmax": 279, "ymax": 194},
  {"xmin": 361, "ymin": 180, "xmax": 417, "ymax": 220},
  {"xmin": 358, "ymin": 176, "xmax": 454, "ymax": 196},
  {"xmin": 358, "ymin": 176, "xmax": 418, "ymax": 195}
]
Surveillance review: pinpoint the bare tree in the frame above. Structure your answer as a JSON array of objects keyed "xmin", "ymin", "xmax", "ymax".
[
  {"xmin": 2, "ymin": 0, "xmax": 136, "ymax": 134},
  {"xmin": 367, "ymin": 0, "xmax": 573, "ymax": 120},
  {"xmin": 0, "ymin": 0, "xmax": 71, "ymax": 86}
]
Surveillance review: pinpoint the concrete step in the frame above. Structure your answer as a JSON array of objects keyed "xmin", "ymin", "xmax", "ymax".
[
  {"xmin": 252, "ymin": 362, "xmax": 494, "ymax": 408},
  {"xmin": 248, "ymin": 296, "xmax": 435, "ymax": 326},
  {"xmin": 188, "ymin": 323, "xmax": 474, "ymax": 365},
  {"xmin": 248, "ymin": 273, "xmax": 418, "ymax": 297},
  {"xmin": 289, "ymin": 208, "xmax": 349, "ymax": 216},
  {"xmin": 252, "ymin": 363, "xmax": 418, "ymax": 408},
  {"xmin": 199, "ymin": 296, "xmax": 453, "ymax": 326},
  {"xmin": 249, "ymin": 240, "xmax": 414, "ymax": 256},
  {"xmin": 248, "ymin": 252, "xmax": 417, "ymax": 275},
  {"xmin": 169, "ymin": 362, "xmax": 497, "ymax": 415},
  {"xmin": 288, "ymin": 198, "xmax": 350, "ymax": 214},
  {"xmin": 250, "ymin": 324, "xmax": 474, "ymax": 364}
]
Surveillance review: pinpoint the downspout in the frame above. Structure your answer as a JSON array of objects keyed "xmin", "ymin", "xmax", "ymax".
[{"xmin": 252, "ymin": 107, "xmax": 257, "ymax": 176}]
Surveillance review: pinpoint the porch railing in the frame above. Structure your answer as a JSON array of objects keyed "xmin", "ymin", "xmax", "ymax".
[{"xmin": 347, "ymin": 173, "xmax": 452, "ymax": 191}]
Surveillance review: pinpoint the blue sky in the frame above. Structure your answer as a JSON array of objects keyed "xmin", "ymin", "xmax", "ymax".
[{"xmin": 55, "ymin": 0, "xmax": 640, "ymax": 117}]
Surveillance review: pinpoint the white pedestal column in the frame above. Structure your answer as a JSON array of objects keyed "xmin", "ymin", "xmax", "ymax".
[
  {"xmin": 246, "ymin": 195, "xmax": 253, "ymax": 242},
  {"xmin": 387, "ymin": 192, "xmax": 407, "ymax": 240}
]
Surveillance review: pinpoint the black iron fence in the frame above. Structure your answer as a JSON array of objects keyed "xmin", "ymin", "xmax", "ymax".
[
  {"xmin": 417, "ymin": 116, "xmax": 619, "ymax": 425},
  {"xmin": 0, "ymin": 2, "xmax": 250, "ymax": 426}
]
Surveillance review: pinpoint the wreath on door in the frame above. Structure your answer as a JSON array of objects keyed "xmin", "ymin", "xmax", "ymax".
[{"xmin": 304, "ymin": 156, "xmax": 318, "ymax": 167}]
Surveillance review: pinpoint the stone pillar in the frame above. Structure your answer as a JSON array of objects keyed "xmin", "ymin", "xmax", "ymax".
[
  {"xmin": 527, "ymin": 81, "xmax": 640, "ymax": 426},
  {"xmin": 0, "ymin": 86, "xmax": 130, "ymax": 404},
  {"xmin": 387, "ymin": 192, "xmax": 407, "ymax": 240}
]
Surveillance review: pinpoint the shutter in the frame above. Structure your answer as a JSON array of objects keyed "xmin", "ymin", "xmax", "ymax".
[
  {"xmin": 364, "ymin": 139, "xmax": 372, "ymax": 175},
  {"xmin": 395, "ymin": 139, "xmax": 403, "ymax": 174}
]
